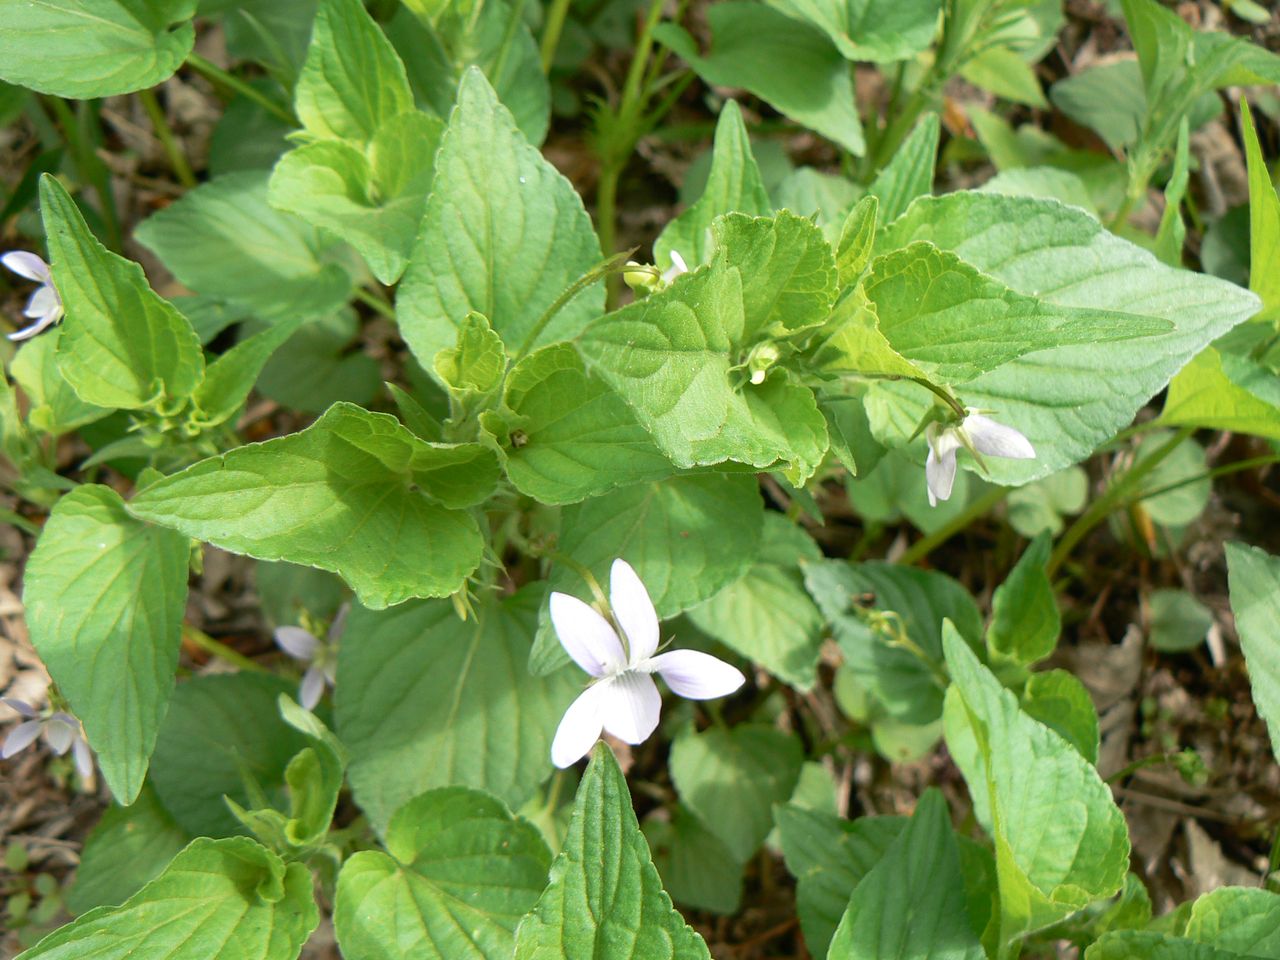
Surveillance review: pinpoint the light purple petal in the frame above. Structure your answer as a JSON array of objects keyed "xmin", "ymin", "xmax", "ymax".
[
  {"xmin": 610, "ymin": 559, "xmax": 660, "ymax": 664},
  {"xmin": 551, "ymin": 683, "xmax": 608, "ymax": 768},
  {"xmin": 2, "ymin": 720, "xmax": 42, "ymax": 757},
  {"xmin": 599, "ymin": 671, "xmax": 661, "ymax": 745},
  {"xmin": 23, "ymin": 285, "xmax": 59, "ymax": 319},
  {"xmin": 925, "ymin": 445, "xmax": 957, "ymax": 507},
  {"xmin": 648, "ymin": 650, "xmax": 746, "ymax": 699},
  {"xmin": 1, "ymin": 698, "xmax": 37, "ymax": 719},
  {"xmin": 2, "ymin": 251, "xmax": 50, "ymax": 283},
  {"xmin": 965, "ymin": 414, "xmax": 1035, "ymax": 460},
  {"xmin": 275, "ymin": 625, "xmax": 319, "ymax": 661},
  {"xmin": 72, "ymin": 737, "xmax": 94, "ymax": 781},
  {"xmin": 549, "ymin": 592, "xmax": 624, "ymax": 677},
  {"xmin": 44, "ymin": 716, "xmax": 75, "ymax": 755},
  {"xmin": 299, "ymin": 666, "xmax": 326, "ymax": 710},
  {"xmin": 8, "ymin": 311, "xmax": 59, "ymax": 342},
  {"xmin": 326, "ymin": 602, "xmax": 350, "ymax": 641}
]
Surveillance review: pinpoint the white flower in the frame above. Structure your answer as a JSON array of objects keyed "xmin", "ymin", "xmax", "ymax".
[
  {"xmin": 3, "ymin": 251, "xmax": 63, "ymax": 341},
  {"xmin": 274, "ymin": 603, "xmax": 346, "ymax": 710},
  {"xmin": 549, "ymin": 559, "xmax": 746, "ymax": 768},
  {"xmin": 661, "ymin": 250, "xmax": 689, "ymax": 285},
  {"xmin": 926, "ymin": 413, "xmax": 1035, "ymax": 506},
  {"xmin": 1, "ymin": 698, "xmax": 94, "ymax": 782}
]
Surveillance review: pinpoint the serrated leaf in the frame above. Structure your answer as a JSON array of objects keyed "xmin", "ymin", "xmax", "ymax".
[
  {"xmin": 334, "ymin": 787, "xmax": 552, "ymax": 960},
  {"xmin": 806, "ymin": 285, "xmax": 928, "ymax": 380},
  {"xmin": 1225, "ymin": 542, "xmax": 1280, "ymax": 764},
  {"xmin": 1021, "ymin": 669, "xmax": 1099, "ymax": 765},
  {"xmin": 134, "ymin": 171, "xmax": 355, "ymax": 323},
  {"xmin": 942, "ymin": 627, "xmax": 1129, "ymax": 948},
  {"xmin": 655, "ymin": 101, "xmax": 771, "ymax": 271},
  {"xmin": 1087, "ymin": 932, "xmax": 1259, "ymax": 960},
  {"xmin": 670, "ymin": 725, "xmax": 803, "ymax": 861},
  {"xmin": 878, "ymin": 192, "xmax": 1261, "ymax": 483},
  {"xmin": 23, "ymin": 485, "xmax": 189, "ymax": 804},
  {"xmin": 128, "ymin": 403, "xmax": 491, "ymax": 609},
  {"xmin": 337, "ymin": 589, "xmax": 579, "ymax": 833},
  {"xmin": 867, "ymin": 114, "xmax": 939, "ymax": 224},
  {"xmin": 495, "ymin": 343, "xmax": 674, "ymax": 505},
  {"xmin": 190, "ymin": 316, "xmax": 307, "ymax": 430},
  {"xmin": 836, "ymin": 195, "xmax": 879, "ymax": 288},
  {"xmin": 435, "ymin": 311, "xmax": 506, "ymax": 395},
  {"xmin": 16, "ymin": 838, "xmax": 316, "ymax": 960},
  {"xmin": 686, "ymin": 513, "xmax": 825, "ymax": 690},
  {"xmin": 1184, "ymin": 887, "xmax": 1280, "ymax": 955},
  {"xmin": 294, "ymin": 0, "xmax": 414, "ymax": 143},
  {"xmin": 765, "ymin": 0, "xmax": 942, "ymax": 63},
  {"xmin": 530, "ymin": 473, "xmax": 763, "ymax": 675},
  {"xmin": 513, "ymin": 745, "xmax": 711, "ymax": 960},
  {"xmin": 1242, "ymin": 101, "xmax": 1280, "ymax": 322},
  {"xmin": 397, "ymin": 68, "xmax": 602, "ymax": 371},
  {"xmin": 829, "ymin": 789, "xmax": 985, "ymax": 960},
  {"xmin": 9, "ymin": 329, "xmax": 108, "ymax": 437},
  {"xmin": 773, "ymin": 167, "xmax": 860, "ymax": 244},
  {"xmin": 0, "ymin": 0, "xmax": 195, "ymax": 99},
  {"xmin": 1160, "ymin": 347, "xmax": 1280, "ymax": 441},
  {"xmin": 39, "ymin": 176, "xmax": 204, "ymax": 410},
  {"xmin": 654, "ymin": 3, "xmax": 864, "ymax": 155},
  {"xmin": 987, "ymin": 532, "xmax": 1059, "ymax": 669}
]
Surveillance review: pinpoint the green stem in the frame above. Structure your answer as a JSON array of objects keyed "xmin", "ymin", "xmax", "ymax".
[
  {"xmin": 490, "ymin": 0, "xmax": 528, "ymax": 90},
  {"xmin": 137, "ymin": 89, "xmax": 197, "ymax": 189},
  {"xmin": 186, "ymin": 53, "xmax": 296, "ymax": 125},
  {"xmin": 898, "ymin": 485, "xmax": 1010, "ymax": 565},
  {"xmin": 1047, "ymin": 427, "xmax": 1194, "ymax": 577},
  {"xmin": 182, "ymin": 625, "xmax": 269, "ymax": 674},
  {"xmin": 354, "ymin": 286, "xmax": 396, "ymax": 320},
  {"xmin": 1120, "ymin": 454, "xmax": 1280, "ymax": 506},
  {"xmin": 539, "ymin": 0, "xmax": 572, "ymax": 73},
  {"xmin": 515, "ymin": 251, "xmax": 634, "ymax": 359},
  {"xmin": 44, "ymin": 97, "xmax": 123, "ymax": 251},
  {"xmin": 547, "ymin": 551, "xmax": 610, "ymax": 614}
]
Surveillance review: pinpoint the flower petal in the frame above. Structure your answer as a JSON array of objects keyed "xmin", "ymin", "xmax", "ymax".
[
  {"xmin": 648, "ymin": 650, "xmax": 746, "ymax": 699},
  {"xmin": 925, "ymin": 445, "xmax": 957, "ymax": 507},
  {"xmin": 2, "ymin": 251, "xmax": 51, "ymax": 283},
  {"xmin": 300, "ymin": 666, "xmax": 326, "ymax": 710},
  {"xmin": 2, "ymin": 720, "xmax": 43, "ymax": 758},
  {"xmin": 326, "ymin": 602, "xmax": 350, "ymax": 641},
  {"xmin": 44, "ymin": 715, "xmax": 75, "ymax": 755},
  {"xmin": 549, "ymin": 591, "xmax": 624, "ymax": 677},
  {"xmin": 964, "ymin": 414, "xmax": 1035, "ymax": 460},
  {"xmin": 551, "ymin": 683, "xmax": 608, "ymax": 768},
  {"xmin": 8, "ymin": 311, "xmax": 60, "ymax": 342},
  {"xmin": 275, "ymin": 625, "xmax": 319, "ymax": 661},
  {"xmin": 610, "ymin": 558, "xmax": 659, "ymax": 664},
  {"xmin": 599, "ymin": 670, "xmax": 661, "ymax": 745},
  {"xmin": 72, "ymin": 737, "xmax": 95, "ymax": 781},
  {"xmin": 24, "ymin": 285, "xmax": 59, "ymax": 320},
  {"xmin": 1, "ymin": 698, "xmax": 37, "ymax": 719}
]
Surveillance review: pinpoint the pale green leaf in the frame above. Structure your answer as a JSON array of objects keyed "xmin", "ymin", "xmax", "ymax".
[
  {"xmin": 397, "ymin": 68, "xmax": 602, "ymax": 370},
  {"xmin": 0, "ymin": 0, "xmax": 195, "ymax": 99},
  {"xmin": 1148, "ymin": 589, "xmax": 1214, "ymax": 653},
  {"xmin": 337, "ymin": 589, "xmax": 579, "ymax": 833},
  {"xmin": 1021, "ymin": 669, "xmax": 1099, "ymax": 765},
  {"xmin": 961, "ymin": 46, "xmax": 1047, "ymax": 108},
  {"xmin": 765, "ymin": 0, "xmax": 942, "ymax": 63},
  {"xmin": 1086, "ymin": 933, "xmax": 1260, "ymax": 960},
  {"xmin": 128, "ymin": 403, "xmax": 491, "ymax": 609},
  {"xmin": 1243, "ymin": 100, "xmax": 1280, "ymax": 322},
  {"xmin": 1225, "ymin": 542, "xmax": 1280, "ymax": 764},
  {"xmin": 435, "ymin": 311, "xmax": 506, "ymax": 395},
  {"xmin": 190, "ymin": 316, "xmax": 307, "ymax": 430},
  {"xmin": 987, "ymin": 532, "xmax": 1059, "ymax": 669},
  {"xmin": 806, "ymin": 286, "xmax": 928, "ymax": 381},
  {"xmin": 1185, "ymin": 887, "xmax": 1280, "ymax": 956},
  {"xmin": 39, "ymin": 176, "xmax": 204, "ymax": 410},
  {"xmin": 773, "ymin": 167, "xmax": 860, "ymax": 244},
  {"xmin": 1154, "ymin": 120, "xmax": 1190, "ymax": 267},
  {"xmin": 836, "ymin": 195, "xmax": 879, "ymax": 288},
  {"xmin": 1006, "ymin": 466, "xmax": 1088, "ymax": 538},
  {"xmin": 867, "ymin": 114, "xmax": 939, "ymax": 224},
  {"xmin": 334, "ymin": 787, "xmax": 552, "ymax": 960},
  {"xmin": 255, "ymin": 308, "xmax": 381, "ymax": 413},
  {"xmin": 1160, "ymin": 347, "xmax": 1280, "ymax": 441},
  {"xmin": 513, "ymin": 745, "xmax": 711, "ymax": 960},
  {"xmin": 645, "ymin": 806, "xmax": 744, "ymax": 914},
  {"xmin": 9, "ymin": 329, "xmax": 109, "ymax": 437},
  {"xmin": 23, "ymin": 485, "xmax": 189, "ymax": 804},
  {"xmin": 16, "ymin": 838, "xmax": 316, "ymax": 960}
]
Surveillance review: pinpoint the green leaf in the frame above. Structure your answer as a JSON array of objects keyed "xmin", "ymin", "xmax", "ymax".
[
  {"xmin": 805, "ymin": 559, "xmax": 982, "ymax": 724},
  {"xmin": 961, "ymin": 46, "xmax": 1048, "ymax": 108},
  {"xmin": 334, "ymin": 787, "xmax": 552, "ymax": 960},
  {"xmin": 435, "ymin": 311, "xmax": 506, "ymax": 395},
  {"xmin": 654, "ymin": 3, "xmax": 864, "ymax": 155},
  {"xmin": 1087, "ymin": 932, "xmax": 1254, "ymax": 960},
  {"xmin": 0, "ymin": 0, "xmax": 195, "ymax": 99},
  {"xmin": 23, "ymin": 485, "xmax": 189, "ymax": 804},
  {"xmin": 765, "ymin": 0, "xmax": 942, "ymax": 63},
  {"xmin": 987, "ymin": 532, "xmax": 1059, "ymax": 669},
  {"xmin": 669, "ymin": 725, "xmax": 803, "ymax": 862},
  {"xmin": 655, "ymin": 101, "xmax": 772, "ymax": 271},
  {"xmin": 9, "ymin": 330, "xmax": 109, "ymax": 437},
  {"xmin": 513, "ymin": 745, "xmax": 712, "ymax": 960},
  {"xmin": 149, "ymin": 674, "xmax": 312, "ymax": 837},
  {"xmin": 1021, "ymin": 669, "xmax": 1099, "ymax": 765},
  {"xmin": 686, "ymin": 513, "xmax": 825, "ymax": 690},
  {"xmin": 806, "ymin": 286, "xmax": 929, "ymax": 381},
  {"xmin": 255, "ymin": 308, "xmax": 381, "ymax": 413},
  {"xmin": 836, "ymin": 195, "xmax": 879, "ymax": 288},
  {"xmin": 337, "ymin": 589, "xmax": 579, "ymax": 833},
  {"xmin": 1154, "ymin": 120, "xmax": 1190, "ymax": 267},
  {"xmin": 387, "ymin": 1, "xmax": 549, "ymax": 146},
  {"xmin": 1129, "ymin": 430, "xmax": 1208, "ymax": 528},
  {"xmin": 1160, "ymin": 347, "xmax": 1280, "ymax": 441},
  {"xmin": 16, "ymin": 838, "xmax": 316, "ymax": 960},
  {"xmin": 1148, "ymin": 589, "xmax": 1215, "ymax": 653},
  {"xmin": 863, "ymin": 242, "xmax": 1169, "ymax": 384},
  {"xmin": 128, "ymin": 403, "xmax": 491, "ymax": 609},
  {"xmin": 1184, "ymin": 887, "xmax": 1280, "ymax": 956},
  {"xmin": 774, "ymin": 167, "xmax": 860, "ymax": 244},
  {"xmin": 867, "ymin": 114, "xmax": 939, "ymax": 225},
  {"xmin": 65, "ymin": 783, "xmax": 190, "ymax": 915},
  {"xmin": 1225, "ymin": 542, "xmax": 1280, "ymax": 764},
  {"xmin": 493, "ymin": 343, "xmax": 674, "ymax": 505},
  {"xmin": 530, "ymin": 473, "xmax": 763, "ymax": 675},
  {"xmin": 942, "ymin": 627, "xmax": 1129, "ymax": 949},
  {"xmin": 1242, "ymin": 101, "xmax": 1280, "ymax": 323},
  {"xmin": 645, "ymin": 806, "xmax": 744, "ymax": 914},
  {"xmin": 397, "ymin": 68, "xmax": 602, "ymax": 371},
  {"xmin": 269, "ymin": 111, "xmax": 444, "ymax": 284},
  {"xmin": 134, "ymin": 171, "xmax": 355, "ymax": 323},
  {"xmin": 878, "ymin": 191, "xmax": 1261, "ymax": 483},
  {"xmin": 294, "ymin": 0, "xmax": 414, "ymax": 143},
  {"xmin": 39, "ymin": 176, "xmax": 204, "ymax": 410},
  {"xmin": 579, "ymin": 265, "xmax": 828, "ymax": 479},
  {"xmin": 189, "ymin": 316, "xmax": 308, "ymax": 430},
  {"xmin": 775, "ymin": 805, "xmax": 906, "ymax": 957},
  {"xmin": 1006, "ymin": 466, "xmax": 1087, "ymax": 538},
  {"xmin": 829, "ymin": 789, "xmax": 985, "ymax": 960}
]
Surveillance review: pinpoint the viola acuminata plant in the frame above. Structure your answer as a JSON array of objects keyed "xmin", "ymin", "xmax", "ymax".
[{"xmin": 1, "ymin": 0, "xmax": 1279, "ymax": 957}]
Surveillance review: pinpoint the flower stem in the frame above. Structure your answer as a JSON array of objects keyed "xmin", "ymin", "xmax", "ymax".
[
  {"xmin": 514, "ymin": 251, "xmax": 634, "ymax": 360},
  {"xmin": 898, "ymin": 485, "xmax": 1010, "ymax": 565},
  {"xmin": 182, "ymin": 625, "xmax": 269, "ymax": 674},
  {"xmin": 354, "ymin": 286, "xmax": 396, "ymax": 320},
  {"xmin": 539, "ymin": 0, "xmax": 573, "ymax": 72},
  {"xmin": 137, "ymin": 88, "xmax": 197, "ymax": 189},
  {"xmin": 186, "ymin": 53, "xmax": 296, "ymax": 126}
]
